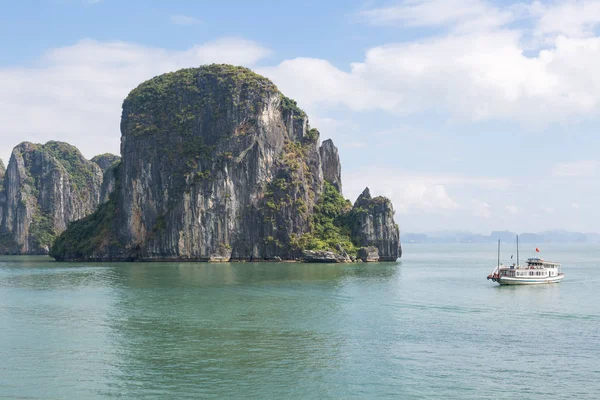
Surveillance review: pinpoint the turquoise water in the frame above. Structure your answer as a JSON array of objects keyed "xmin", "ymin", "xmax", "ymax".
[{"xmin": 1, "ymin": 244, "xmax": 599, "ymax": 399}]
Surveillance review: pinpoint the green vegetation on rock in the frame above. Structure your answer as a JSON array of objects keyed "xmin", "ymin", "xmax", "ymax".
[
  {"xmin": 49, "ymin": 163, "xmax": 121, "ymax": 259},
  {"xmin": 124, "ymin": 64, "xmax": 278, "ymax": 139},
  {"xmin": 49, "ymin": 193, "xmax": 117, "ymax": 260},
  {"xmin": 0, "ymin": 232, "xmax": 18, "ymax": 253},
  {"xmin": 262, "ymin": 138, "xmax": 316, "ymax": 218},
  {"xmin": 281, "ymin": 95, "xmax": 307, "ymax": 121},
  {"xmin": 44, "ymin": 141, "xmax": 98, "ymax": 191},
  {"xmin": 30, "ymin": 211, "xmax": 56, "ymax": 249},
  {"xmin": 91, "ymin": 153, "xmax": 120, "ymax": 172},
  {"xmin": 292, "ymin": 181, "xmax": 357, "ymax": 255}
]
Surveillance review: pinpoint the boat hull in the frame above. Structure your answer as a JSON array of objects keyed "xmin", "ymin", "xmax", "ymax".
[{"xmin": 496, "ymin": 275, "xmax": 564, "ymax": 285}]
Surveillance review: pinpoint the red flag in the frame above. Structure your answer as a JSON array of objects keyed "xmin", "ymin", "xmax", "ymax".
[{"xmin": 535, "ymin": 248, "xmax": 540, "ymax": 252}]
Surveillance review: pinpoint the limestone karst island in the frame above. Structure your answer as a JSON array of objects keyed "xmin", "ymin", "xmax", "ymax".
[{"xmin": 0, "ymin": 64, "xmax": 401, "ymax": 262}]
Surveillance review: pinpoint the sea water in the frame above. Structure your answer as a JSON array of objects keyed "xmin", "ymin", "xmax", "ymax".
[{"xmin": 1, "ymin": 244, "xmax": 598, "ymax": 399}]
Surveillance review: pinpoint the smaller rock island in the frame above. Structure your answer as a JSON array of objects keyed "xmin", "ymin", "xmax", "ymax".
[{"xmin": 0, "ymin": 142, "xmax": 111, "ymax": 254}]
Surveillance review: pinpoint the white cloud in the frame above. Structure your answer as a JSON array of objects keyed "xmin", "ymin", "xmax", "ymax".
[
  {"xmin": 258, "ymin": 1, "xmax": 600, "ymax": 124},
  {"xmin": 533, "ymin": 0, "xmax": 600, "ymax": 41},
  {"xmin": 360, "ymin": 0, "xmax": 515, "ymax": 32},
  {"xmin": 395, "ymin": 183, "xmax": 459, "ymax": 213},
  {"xmin": 552, "ymin": 160, "xmax": 598, "ymax": 177},
  {"xmin": 343, "ymin": 166, "xmax": 508, "ymax": 214},
  {"xmin": 170, "ymin": 15, "xmax": 202, "ymax": 26},
  {"xmin": 262, "ymin": 32, "xmax": 600, "ymax": 123},
  {"xmin": 259, "ymin": 58, "xmax": 385, "ymax": 112},
  {"xmin": 0, "ymin": 38, "xmax": 271, "ymax": 162},
  {"xmin": 360, "ymin": 0, "xmax": 600, "ymax": 40}
]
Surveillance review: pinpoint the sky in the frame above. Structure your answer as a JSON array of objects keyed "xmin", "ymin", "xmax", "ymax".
[{"xmin": 1, "ymin": 0, "xmax": 599, "ymax": 234}]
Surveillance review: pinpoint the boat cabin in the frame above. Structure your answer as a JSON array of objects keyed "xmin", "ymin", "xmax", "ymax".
[{"xmin": 498, "ymin": 258, "xmax": 561, "ymax": 278}]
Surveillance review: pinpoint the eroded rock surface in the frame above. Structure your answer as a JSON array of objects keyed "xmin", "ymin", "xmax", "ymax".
[
  {"xmin": 0, "ymin": 141, "xmax": 103, "ymax": 254},
  {"xmin": 351, "ymin": 188, "xmax": 402, "ymax": 261},
  {"xmin": 319, "ymin": 139, "xmax": 342, "ymax": 194},
  {"xmin": 358, "ymin": 246, "xmax": 380, "ymax": 262}
]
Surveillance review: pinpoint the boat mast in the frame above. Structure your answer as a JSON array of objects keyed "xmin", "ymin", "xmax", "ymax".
[
  {"xmin": 516, "ymin": 234, "xmax": 519, "ymax": 267},
  {"xmin": 497, "ymin": 239, "xmax": 500, "ymax": 273}
]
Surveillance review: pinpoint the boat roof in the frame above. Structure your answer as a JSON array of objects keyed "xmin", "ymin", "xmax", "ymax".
[{"xmin": 526, "ymin": 257, "xmax": 560, "ymax": 265}]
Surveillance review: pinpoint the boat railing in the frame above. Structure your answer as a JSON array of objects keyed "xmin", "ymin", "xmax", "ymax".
[{"xmin": 500, "ymin": 264, "xmax": 559, "ymax": 270}]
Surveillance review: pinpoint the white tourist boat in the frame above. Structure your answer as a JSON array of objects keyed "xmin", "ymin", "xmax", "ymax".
[{"xmin": 487, "ymin": 236, "xmax": 564, "ymax": 285}]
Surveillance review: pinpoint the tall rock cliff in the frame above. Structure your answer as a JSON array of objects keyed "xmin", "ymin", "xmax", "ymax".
[
  {"xmin": 319, "ymin": 139, "xmax": 342, "ymax": 194},
  {"xmin": 0, "ymin": 141, "xmax": 103, "ymax": 254},
  {"xmin": 99, "ymin": 161, "xmax": 120, "ymax": 204},
  {"xmin": 351, "ymin": 188, "xmax": 402, "ymax": 261},
  {"xmin": 51, "ymin": 64, "xmax": 402, "ymax": 262},
  {"xmin": 0, "ymin": 159, "xmax": 5, "ymax": 233},
  {"xmin": 91, "ymin": 153, "xmax": 121, "ymax": 203}
]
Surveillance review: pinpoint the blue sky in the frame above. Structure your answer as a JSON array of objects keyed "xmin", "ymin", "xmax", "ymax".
[{"xmin": 1, "ymin": 0, "xmax": 600, "ymax": 233}]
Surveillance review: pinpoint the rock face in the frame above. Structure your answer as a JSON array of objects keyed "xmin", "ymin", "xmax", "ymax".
[
  {"xmin": 0, "ymin": 141, "xmax": 103, "ymax": 254},
  {"xmin": 91, "ymin": 154, "xmax": 121, "ymax": 204},
  {"xmin": 99, "ymin": 161, "xmax": 120, "ymax": 204},
  {"xmin": 358, "ymin": 246, "xmax": 379, "ymax": 262},
  {"xmin": 0, "ymin": 159, "xmax": 4, "ymax": 237},
  {"xmin": 351, "ymin": 188, "xmax": 402, "ymax": 261},
  {"xmin": 51, "ymin": 65, "xmax": 402, "ymax": 262},
  {"xmin": 319, "ymin": 139, "xmax": 342, "ymax": 194},
  {"xmin": 302, "ymin": 250, "xmax": 351, "ymax": 263},
  {"xmin": 91, "ymin": 153, "xmax": 120, "ymax": 173}
]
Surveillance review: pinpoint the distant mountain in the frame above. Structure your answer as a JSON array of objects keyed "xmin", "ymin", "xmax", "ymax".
[{"xmin": 403, "ymin": 230, "xmax": 600, "ymax": 244}]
